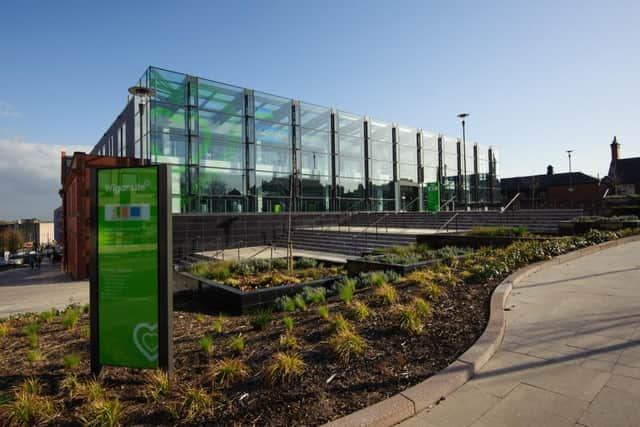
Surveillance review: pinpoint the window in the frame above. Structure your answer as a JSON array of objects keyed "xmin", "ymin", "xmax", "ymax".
[
  {"xmin": 151, "ymin": 102, "xmax": 187, "ymax": 135},
  {"xmin": 197, "ymin": 78, "xmax": 244, "ymax": 115},
  {"xmin": 151, "ymin": 133, "xmax": 187, "ymax": 164},
  {"xmin": 299, "ymin": 102, "xmax": 331, "ymax": 131},
  {"xmin": 299, "ymin": 151, "xmax": 330, "ymax": 176},
  {"xmin": 337, "ymin": 111, "xmax": 363, "ymax": 137},
  {"xmin": 299, "ymin": 128, "xmax": 330, "ymax": 153},
  {"xmin": 199, "ymin": 141, "xmax": 243, "ymax": 169},
  {"xmin": 196, "ymin": 167, "xmax": 244, "ymax": 196},
  {"xmin": 255, "ymin": 120, "xmax": 290, "ymax": 147},
  {"xmin": 149, "ymin": 68, "xmax": 187, "ymax": 105},
  {"xmin": 197, "ymin": 111, "xmax": 243, "ymax": 144},
  {"xmin": 338, "ymin": 135, "xmax": 363, "ymax": 157},
  {"xmin": 339, "ymin": 157, "xmax": 364, "ymax": 179},
  {"xmin": 254, "ymin": 92, "xmax": 291, "ymax": 124},
  {"xmin": 256, "ymin": 145, "xmax": 291, "ymax": 172}
]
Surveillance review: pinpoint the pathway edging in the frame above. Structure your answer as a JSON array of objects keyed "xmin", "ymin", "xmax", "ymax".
[{"xmin": 322, "ymin": 234, "xmax": 640, "ymax": 427}]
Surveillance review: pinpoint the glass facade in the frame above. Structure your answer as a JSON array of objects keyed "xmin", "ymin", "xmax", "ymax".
[{"xmin": 92, "ymin": 66, "xmax": 500, "ymax": 213}]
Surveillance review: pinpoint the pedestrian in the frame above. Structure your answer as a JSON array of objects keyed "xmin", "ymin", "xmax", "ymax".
[
  {"xmin": 29, "ymin": 253, "xmax": 35, "ymax": 270},
  {"xmin": 36, "ymin": 253, "xmax": 42, "ymax": 269}
]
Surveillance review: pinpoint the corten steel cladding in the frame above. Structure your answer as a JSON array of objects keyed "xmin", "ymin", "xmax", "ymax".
[{"xmin": 90, "ymin": 165, "xmax": 172, "ymax": 375}]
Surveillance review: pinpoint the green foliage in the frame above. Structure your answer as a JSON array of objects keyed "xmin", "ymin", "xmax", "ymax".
[
  {"xmin": 282, "ymin": 316, "xmax": 294, "ymax": 333},
  {"xmin": 195, "ymin": 314, "xmax": 206, "ymax": 324},
  {"xmin": 267, "ymin": 352, "xmax": 305, "ymax": 384},
  {"xmin": 80, "ymin": 326, "xmax": 90, "ymax": 339},
  {"xmin": 199, "ymin": 336, "xmax": 214, "ymax": 354},
  {"xmin": 467, "ymin": 226, "xmax": 530, "ymax": 238},
  {"xmin": 228, "ymin": 334, "xmax": 245, "ymax": 355},
  {"xmin": 301, "ymin": 286, "xmax": 326, "ymax": 304},
  {"xmin": 412, "ymin": 297, "xmax": 432, "ymax": 318},
  {"xmin": 584, "ymin": 229, "xmax": 618, "ymax": 244},
  {"xmin": 249, "ymin": 309, "xmax": 272, "ymax": 331},
  {"xmin": 0, "ymin": 322, "xmax": 9, "ymax": 338},
  {"xmin": 294, "ymin": 257, "xmax": 317, "ymax": 269},
  {"xmin": 329, "ymin": 330, "xmax": 366, "ymax": 362},
  {"xmin": 62, "ymin": 308, "xmax": 80, "ymax": 330},
  {"xmin": 317, "ymin": 305, "xmax": 330, "ymax": 320},
  {"xmin": 26, "ymin": 333, "xmax": 38, "ymax": 348},
  {"xmin": 275, "ymin": 295, "xmax": 297, "ymax": 312},
  {"xmin": 337, "ymin": 278, "xmax": 357, "ymax": 305},
  {"xmin": 330, "ymin": 314, "xmax": 354, "ymax": 334},
  {"xmin": 21, "ymin": 323, "xmax": 39, "ymax": 337},
  {"xmin": 3, "ymin": 390, "xmax": 56, "ymax": 426},
  {"xmin": 293, "ymin": 294, "xmax": 307, "ymax": 311},
  {"xmin": 211, "ymin": 358, "xmax": 249, "ymax": 387},
  {"xmin": 399, "ymin": 305, "xmax": 423, "ymax": 335},
  {"xmin": 60, "ymin": 374, "xmax": 82, "ymax": 399},
  {"xmin": 211, "ymin": 314, "xmax": 225, "ymax": 334},
  {"xmin": 82, "ymin": 303, "xmax": 90, "ymax": 314},
  {"xmin": 350, "ymin": 301, "xmax": 371, "ymax": 321},
  {"xmin": 38, "ymin": 309, "xmax": 56, "ymax": 324},
  {"xmin": 144, "ymin": 370, "xmax": 171, "ymax": 402},
  {"xmin": 374, "ymin": 283, "xmax": 398, "ymax": 305},
  {"xmin": 81, "ymin": 398, "xmax": 123, "ymax": 427},
  {"xmin": 19, "ymin": 378, "xmax": 42, "ymax": 396},
  {"xmin": 278, "ymin": 334, "xmax": 300, "ymax": 352},
  {"xmin": 83, "ymin": 380, "xmax": 104, "ymax": 402},
  {"xmin": 179, "ymin": 386, "xmax": 213, "ymax": 422},
  {"xmin": 26, "ymin": 350, "xmax": 42, "ymax": 363},
  {"xmin": 62, "ymin": 352, "xmax": 81, "ymax": 370},
  {"xmin": 358, "ymin": 271, "xmax": 387, "ymax": 288}
]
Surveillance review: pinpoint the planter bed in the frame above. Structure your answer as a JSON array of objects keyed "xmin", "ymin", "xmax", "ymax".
[
  {"xmin": 177, "ymin": 272, "xmax": 341, "ymax": 314},
  {"xmin": 345, "ymin": 257, "xmax": 438, "ymax": 275},
  {"xmin": 558, "ymin": 219, "xmax": 640, "ymax": 235},
  {"xmin": 416, "ymin": 233, "xmax": 559, "ymax": 249},
  {"xmin": 1, "ymin": 229, "xmax": 638, "ymax": 426}
]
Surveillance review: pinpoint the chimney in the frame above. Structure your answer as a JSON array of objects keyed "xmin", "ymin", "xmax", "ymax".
[
  {"xmin": 611, "ymin": 136, "xmax": 620, "ymax": 162},
  {"xmin": 547, "ymin": 165, "xmax": 554, "ymax": 175}
]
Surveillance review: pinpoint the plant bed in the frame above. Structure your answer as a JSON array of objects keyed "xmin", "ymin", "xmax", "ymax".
[
  {"xmin": 184, "ymin": 257, "xmax": 345, "ymax": 314},
  {"xmin": 558, "ymin": 215, "xmax": 640, "ymax": 235},
  {"xmin": 346, "ymin": 256, "xmax": 437, "ymax": 275},
  {"xmin": 416, "ymin": 233, "xmax": 559, "ymax": 249},
  {"xmin": 1, "ymin": 228, "xmax": 638, "ymax": 426}
]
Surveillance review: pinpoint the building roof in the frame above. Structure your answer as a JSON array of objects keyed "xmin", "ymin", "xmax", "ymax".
[
  {"xmin": 501, "ymin": 172, "xmax": 599, "ymax": 192},
  {"xmin": 608, "ymin": 157, "xmax": 640, "ymax": 185}
]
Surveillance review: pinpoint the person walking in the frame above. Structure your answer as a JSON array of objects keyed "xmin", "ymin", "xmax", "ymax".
[{"xmin": 29, "ymin": 253, "xmax": 35, "ymax": 270}]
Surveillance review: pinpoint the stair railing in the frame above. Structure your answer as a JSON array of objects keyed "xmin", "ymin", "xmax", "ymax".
[
  {"xmin": 438, "ymin": 212, "xmax": 459, "ymax": 232},
  {"xmin": 440, "ymin": 196, "xmax": 456, "ymax": 212},
  {"xmin": 501, "ymin": 192, "xmax": 521, "ymax": 213}
]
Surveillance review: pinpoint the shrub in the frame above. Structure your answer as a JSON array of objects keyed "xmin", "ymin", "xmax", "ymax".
[
  {"xmin": 358, "ymin": 271, "xmax": 387, "ymax": 288},
  {"xmin": 62, "ymin": 353, "xmax": 81, "ymax": 370},
  {"xmin": 467, "ymin": 226, "xmax": 530, "ymax": 238},
  {"xmin": 82, "ymin": 303, "xmax": 90, "ymax": 314},
  {"xmin": 27, "ymin": 350, "xmax": 42, "ymax": 363},
  {"xmin": 26, "ymin": 333, "xmax": 39, "ymax": 348},
  {"xmin": 374, "ymin": 283, "xmax": 398, "ymax": 305},
  {"xmin": 278, "ymin": 334, "xmax": 299, "ymax": 352},
  {"xmin": 399, "ymin": 306, "xmax": 423, "ymax": 335},
  {"xmin": 199, "ymin": 336, "xmax": 214, "ymax": 354},
  {"xmin": 0, "ymin": 322, "xmax": 9, "ymax": 338},
  {"xmin": 211, "ymin": 358, "xmax": 249, "ymax": 387},
  {"xmin": 338, "ymin": 278, "xmax": 357, "ymax": 305},
  {"xmin": 329, "ymin": 330, "xmax": 366, "ymax": 362},
  {"xmin": 412, "ymin": 297, "xmax": 432, "ymax": 318},
  {"xmin": 301, "ymin": 286, "xmax": 326, "ymax": 304},
  {"xmin": 584, "ymin": 229, "xmax": 618, "ymax": 244},
  {"xmin": 83, "ymin": 380, "xmax": 104, "ymax": 402},
  {"xmin": 211, "ymin": 314, "xmax": 225, "ymax": 334},
  {"xmin": 384, "ymin": 270, "xmax": 400, "ymax": 283},
  {"xmin": 423, "ymin": 282, "xmax": 444, "ymax": 301},
  {"xmin": 271, "ymin": 258, "xmax": 288, "ymax": 269},
  {"xmin": 228, "ymin": 334, "xmax": 245, "ymax": 355},
  {"xmin": 19, "ymin": 378, "xmax": 42, "ymax": 396},
  {"xmin": 38, "ymin": 309, "xmax": 56, "ymax": 324},
  {"xmin": 80, "ymin": 326, "xmax": 90, "ymax": 339},
  {"xmin": 330, "ymin": 314, "xmax": 354, "ymax": 334},
  {"xmin": 295, "ymin": 257, "xmax": 317, "ymax": 269},
  {"xmin": 189, "ymin": 260, "xmax": 233, "ymax": 282},
  {"xmin": 62, "ymin": 309, "xmax": 80, "ymax": 330},
  {"xmin": 267, "ymin": 352, "xmax": 305, "ymax": 384},
  {"xmin": 21, "ymin": 323, "xmax": 39, "ymax": 337},
  {"xmin": 282, "ymin": 316, "xmax": 294, "ymax": 333},
  {"xmin": 3, "ymin": 391, "xmax": 56, "ymax": 426},
  {"xmin": 317, "ymin": 305, "xmax": 330, "ymax": 320},
  {"xmin": 81, "ymin": 398, "xmax": 123, "ymax": 427},
  {"xmin": 195, "ymin": 314, "xmax": 206, "ymax": 324},
  {"xmin": 350, "ymin": 301, "xmax": 371, "ymax": 321},
  {"xmin": 275, "ymin": 296, "xmax": 297, "ymax": 312},
  {"xmin": 249, "ymin": 309, "xmax": 272, "ymax": 331},
  {"xmin": 293, "ymin": 294, "xmax": 307, "ymax": 311},
  {"xmin": 144, "ymin": 370, "xmax": 171, "ymax": 402},
  {"xmin": 60, "ymin": 374, "xmax": 82, "ymax": 399},
  {"xmin": 180, "ymin": 387, "xmax": 213, "ymax": 422}
]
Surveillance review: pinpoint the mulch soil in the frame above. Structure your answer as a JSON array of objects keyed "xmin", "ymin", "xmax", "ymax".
[{"xmin": 0, "ymin": 276, "xmax": 498, "ymax": 426}]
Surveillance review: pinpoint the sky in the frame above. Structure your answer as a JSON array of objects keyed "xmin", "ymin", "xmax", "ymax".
[{"xmin": 1, "ymin": 0, "xmax": 639, "ymax": 219}]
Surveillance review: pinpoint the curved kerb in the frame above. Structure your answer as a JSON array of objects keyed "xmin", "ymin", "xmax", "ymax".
[{"xmin": 322, "ymin": 234, "xmax": 640, "ymax": 427}]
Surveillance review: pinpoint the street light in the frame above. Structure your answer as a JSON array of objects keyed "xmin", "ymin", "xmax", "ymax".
[
  {"xmin": 566, "ymin": 150, "xmax": 574, "ymax": 195},
  {"xmin": 128, "ymin": 86, "xmax": 156, "ymax": 163},
  {"xmin": 457, "ymin": 113, "xmax": 470, "ymax": 208}
]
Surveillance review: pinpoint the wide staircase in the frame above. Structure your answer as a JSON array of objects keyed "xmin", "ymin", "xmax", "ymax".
[{"xmin": 274, "ymin": 209, "xmax": 583, "ymax": 256}]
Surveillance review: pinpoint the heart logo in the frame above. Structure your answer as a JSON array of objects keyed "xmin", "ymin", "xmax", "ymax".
[{"xmin": 133, "ymin": 323, "xmax": 158, "ymax": 362}]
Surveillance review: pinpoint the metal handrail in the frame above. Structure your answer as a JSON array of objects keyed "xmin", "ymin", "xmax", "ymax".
[
  {"xmin": 438, "ymin": 212, "xmax": 459, "ymax": 232},
  {"xmin": 440, "ymin": 196, "xmax": 456, "ymax": 211},
  {"xmin": 247, "ymin": 243, "xmax": 275, "ymax": 259},
  {"xmin": 501, "ymin": 192, "xmax": 521, "ymax": 213}
]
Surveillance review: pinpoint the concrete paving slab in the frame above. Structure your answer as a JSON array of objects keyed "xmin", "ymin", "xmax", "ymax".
[
  {"xmin": 470, "ymin": 383, "xmax": 587, "ymax": 427},
  {"xmin": 466, "ymin": 351, "xmax": 544, "ymax": 398},
  {"xmin": 578, "ymin": 386, "xmax": 640, "ymax": 427},
  {"xmin": 605, "ymin": 374, "xmax": 640, "ymax": 396}
]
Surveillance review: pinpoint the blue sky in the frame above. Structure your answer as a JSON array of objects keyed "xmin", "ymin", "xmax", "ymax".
[{"xmin": 0, "ymin": 0, "xmax": 639, "ymax": 218}]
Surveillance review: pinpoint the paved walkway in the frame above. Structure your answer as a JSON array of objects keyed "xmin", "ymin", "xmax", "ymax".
[
  {"xmin": 0, "ymin": 262, "xmax": 88, "ymax": 317},
  {"xmin": 399, "ymin": 240, "xmax": 640, "ymax": 427}
]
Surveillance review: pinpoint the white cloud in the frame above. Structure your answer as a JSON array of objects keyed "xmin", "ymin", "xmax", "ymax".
[
  {"xmin": 0, "ymin": 137, "xmax": 92, "ymax": 220},
  {"xmin": 0, "ymin": 101, "xmax": 21, "ymax": 118}
]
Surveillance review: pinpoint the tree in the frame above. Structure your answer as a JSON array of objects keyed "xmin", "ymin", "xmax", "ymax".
[{"xmin": 0, "ymin": 229, "xmax": 25, "ymax": 252}]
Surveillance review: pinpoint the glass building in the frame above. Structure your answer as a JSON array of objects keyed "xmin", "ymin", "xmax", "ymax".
[{"xmin": 92, "ymin": 66, "xmax": 500, "ymax": 214}]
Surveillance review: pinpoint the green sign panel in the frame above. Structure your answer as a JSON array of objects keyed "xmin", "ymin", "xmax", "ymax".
[
  {"xmin": 96, "ymin": 167, "xmax": 160, "ymax": 369},
  {"xmin": 426, "ymin": 182, "xmax": 440, "ymax": 212}
]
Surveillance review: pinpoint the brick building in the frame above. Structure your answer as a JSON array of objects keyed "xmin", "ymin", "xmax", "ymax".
[{"xmin": 59, "ymin": 152, "xmax": 140, "ymax": 279}]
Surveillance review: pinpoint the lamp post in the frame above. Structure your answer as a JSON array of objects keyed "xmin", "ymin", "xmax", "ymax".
[
  {"xmin": 128, "ymin": 86, "xmax": 156, "ymax": 163},
  {"xmin": 566, "ymin": 150, "xmax": 574, "ymax": 201},
  {"xmin": 457, "ymin": 113, "xmax": 470, "ymax": 208}
]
